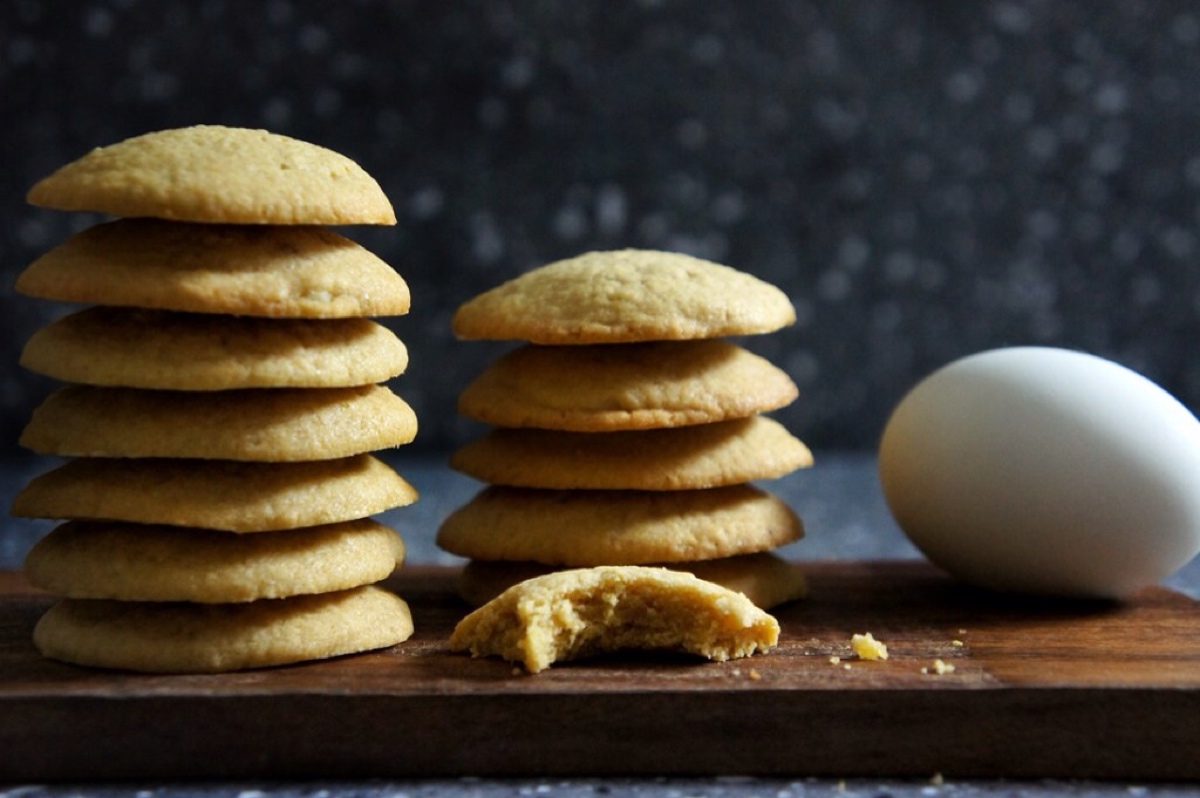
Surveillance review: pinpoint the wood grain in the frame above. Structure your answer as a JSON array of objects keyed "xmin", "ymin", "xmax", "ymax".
[{"xmin": 1, "ymin": 562, "xmax": 1198, "ymax": 781}]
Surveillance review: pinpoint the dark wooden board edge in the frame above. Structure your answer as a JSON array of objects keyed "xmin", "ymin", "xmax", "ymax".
[
  {"xmin": 2, "ymin": 562, "xmax": 1199, "ymax": 782},
  {"xmin": 5, "ymin": 686, "xmax": 1199, "ymax": 781}
]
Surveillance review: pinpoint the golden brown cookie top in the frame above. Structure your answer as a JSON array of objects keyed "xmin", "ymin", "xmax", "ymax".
[
  {"xmin": 449, "ymin": 416, "xmax": 812, "ymax": 491},
  {"xmin": 11, "ymin": 455, "xmax": 418, "ymax": 532},
  {"xmin": 457, "ymin": 340, "xmax": 798, "ymax": 431},
  {"xmin": 33, "ymin": 586, "xmax": 413, "ymax": 673},
  {"xmin": 27, "ymin": 125, "xmax": 396, "ymax": 225},
  {"xmin": 20, "ymin": 384, "xmax": 418, "ymax": 462},
  {"xmin": 16, "ymin": 219, "xmax": 410, "ymax": 318},
  {"xmin": 452, "ymin": 249, "xmax": 795, "ymax": 343},
  {"xmin": 24, "ymin": 519, "xmax": 404, "ymax": 603},
  {"xmin": 21, "ymin": 308, "xmax": 408, "ymax": 391},
  {"xmin": 436, "ymin": 484, "xmax": 803, "ymax": 566}
]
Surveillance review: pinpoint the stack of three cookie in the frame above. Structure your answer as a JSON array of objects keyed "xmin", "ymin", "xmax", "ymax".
[
  {"xmin": 438, "ymin": 249, "xmax": 812, "ymax": 609},
  {"xmin": 11, "ymin": 126, "xmax": 419, "ymax": 673}
]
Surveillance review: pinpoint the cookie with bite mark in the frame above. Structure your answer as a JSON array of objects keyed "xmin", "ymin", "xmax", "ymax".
[{"xmin": 449, "ymin": 566, "xmax": 780, "ymax": 673}]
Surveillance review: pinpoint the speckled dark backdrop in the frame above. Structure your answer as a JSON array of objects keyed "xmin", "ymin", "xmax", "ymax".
[{"xmin": 3, "ymin": 0, "xmax": 1200, "ymax": 455}]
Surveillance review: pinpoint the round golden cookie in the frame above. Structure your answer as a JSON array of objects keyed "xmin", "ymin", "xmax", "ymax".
[
  {"xmin": 458, "ymin": 340, "xmax": 799, "ymax": 431},
  {"xmin": 15, "ymin": 219, "xmax": 410, "ymax": 318},
  {"xmin": 33, "ymin": 586, "xmax": 413, "ymax": 673},
  {"xmin": 436, "ymin": 484, "xmax": 803, "ymax": 566},
  {"xmin": 452, "ymin": 249, "xmax": 795, "ymax": 344},
  {"xmin": 20, "ymin": 384, "xmax": 417, "ymax": 462},
  {"xmin": 21, "ymin": 307, "xmax": 408, "ymax": 390},
  {"xmin": 27, "ymin": 125, "xmax": 395, "ymax": 225},
  {"xmin": 11, "ymin": 454, "xmax": 418, "ymax": 533},
  {"xmin": 457, "ymin": 553, "xmax": 807, "ymax": 610},
  {"xmin": 449, "ymin": 566, "xmax": 779, "ymax": 673},
  {"xmin": 24, "ymin": 519, "xmax": 405, "ymax": 603},
  {"xmin": 450, "ymin": 416, "xmax": 812, "ymax": 490}
]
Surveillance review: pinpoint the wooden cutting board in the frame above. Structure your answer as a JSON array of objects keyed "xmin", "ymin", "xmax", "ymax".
[{"xmin": 2, "ymin": 561, "xmax": 1198, "ymax": 782}]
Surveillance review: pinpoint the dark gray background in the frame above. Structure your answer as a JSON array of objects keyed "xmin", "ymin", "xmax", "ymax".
[{"xmin": 4, "ymin": 0, "xmax": 1200, "ymax": 455}]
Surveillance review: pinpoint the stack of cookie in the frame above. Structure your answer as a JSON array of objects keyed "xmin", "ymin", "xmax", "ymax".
[
  {"xmin": 438, "ymin": 249, "xmax": 812, "ymax": 610},
  {"xmin": 10, "ymin": 126, "xmax": 419, "ymax": 673}
]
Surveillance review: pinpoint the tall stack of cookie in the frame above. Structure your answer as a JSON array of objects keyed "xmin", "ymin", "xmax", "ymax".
[
  {"xmin": 10, "ymin": 126, "xmax": 419, "ymax": 673},
  {"xmin": 438, "ymin": 249, "xmax": 812, "ymax": 609}
]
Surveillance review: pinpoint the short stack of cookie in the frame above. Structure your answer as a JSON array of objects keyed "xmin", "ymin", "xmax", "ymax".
[
  {"xmin": 10, "ymin": 125, "xmax": 419, "ymax": 673},
  {"xmin": 438, "ymin": 249, "xmax": 812, "ymax": 610}
]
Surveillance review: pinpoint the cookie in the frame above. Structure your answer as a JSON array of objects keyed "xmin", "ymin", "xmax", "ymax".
[
  {"xmin": 11, "ymin": 454, "xmax": 417, "ymax": 532},
  {"xmin": 27, "ymin": 125, "xmax": 395, "ymax": 225},
  {"xmin": 449, "ymin": 566, "xmax": 780, "ymax": 673},
  {"xmin": 436, "ymin": 484, "xmax": 803, "ymax": 566},
  {"xmin": 450, "ymin": 416, "xmax": 812, "ymax": 490},
  {"xmin": 20, "ymin": 384, "xmax": 418, "ymax": 462},
  {"xmin": 33, "ymin": 585, "xmax": 413, "ymax": 673},
  {"xmin": 24, "ymin": 519, "xmax": 404, "ymax": 603},
  {"xmin": 452, "ymin": 249, "xmax": 795, "ymax": 344},
  {"xmin": 15, "ymin": 219, "xmax": 410, "ymax": 318},
  {"xmin": 21, "ymin": 307, "xmax": 408, "ymax": 390},
  {"xmin": 457, "ymin": 553, "xmax": 807, "ymax": 610},
  {"xmin": 458, "ymin": 340, "xmax": 799, "ymax": 431}
]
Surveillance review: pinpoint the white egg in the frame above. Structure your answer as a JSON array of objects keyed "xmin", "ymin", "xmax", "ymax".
[{"xmin": 878, "ymin": 346, "xmax": 1200, "ymax": 598}]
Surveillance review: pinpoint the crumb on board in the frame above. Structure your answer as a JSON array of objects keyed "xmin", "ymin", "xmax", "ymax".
[
  {"xmin": 829, "ymin": 655, "xmax": 841, "ymax": 665},
  {"xmin": 951, "ymin": 639, "xmax": 964, "ymax": 647},
  {"xmin": 921, "ymin": 658, "xmax": 956, "ymax": 675},
  {"xmin": 850, "ymin": 632, "xmax": 889, "ymax": 661},
  {"xmin": 749, "ymin": 668, "xmax": 762, "ymax": 680}
]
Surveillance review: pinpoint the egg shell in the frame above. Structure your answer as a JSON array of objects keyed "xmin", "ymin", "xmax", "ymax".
[{"xmin": 878, "ymin": 346, "xmax": 1200, "ymax": 599}]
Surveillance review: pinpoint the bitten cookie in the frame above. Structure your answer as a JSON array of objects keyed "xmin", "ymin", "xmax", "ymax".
[
  {"xmin": 452, "ymin": 249, "xmax": 795, "ymax": 343},
  {"xmin": 15, "ymin": 219, "xmax": 410, "ymax": 318},
  {"xmin": 436, "ymin": 484, "xmax": 803, "ymax": 566},
  {"xmin": 34, "ymin": 585, "xmax": 413, "ymax": 673},
  {"xmin": 457, "ymin": 340, "xmax": 799, "ymax": 431},
  {"xmin": 20, "ymin": 384, "xmax": 418, "ymax": 462},
  {"xmin": 21, "ymin": 307, "xmax": 408, "ymax": 390},
  {"xmin": 27, "ymin": 125, "xmax": 396, "ymax": 225},
  {"xmin": 450, "ymin": 416, "xmax": 812, "ymax": 490},
  {"xmin": 449, "ymin": 566, "xmax": 780, "ymax": 673},
  {"xmin": 11, "ymin": 454, "xmax": 418, "ymax": 532},
  {"xmin": 457, "ymin": 553, "xmax": 807, "ymax": 610},
  {"xmin": 24, "ymin": 519, "xmax": 405, "ymax": 603}
]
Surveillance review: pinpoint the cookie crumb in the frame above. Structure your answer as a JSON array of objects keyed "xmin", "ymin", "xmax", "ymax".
[
  {"xmin": 932, "ymin": 658, "xmax": 955, "ymax": 675},
  {"xmin": 850, "ymin": 632, "xmax": 888, "ymax": 661},
  {"xmin": 829, "ymin": 655, "xmax": 841, "ymax": 665},
  {"xmin": 749, "ymin": 668, "xmax": 762, "ymax": 680},
  {"xmin": 951, "ymin": 639, "xmax": 964, "ymax": 647}
]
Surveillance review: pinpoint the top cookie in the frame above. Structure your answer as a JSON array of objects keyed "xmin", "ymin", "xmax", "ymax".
[
  {"xmin": 452, "ymin": 250, "xmax": 795, "ymax": 343},
  {"xmin": 27, "ymin": 125, "xmax": 395, "ymax": 225}
]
